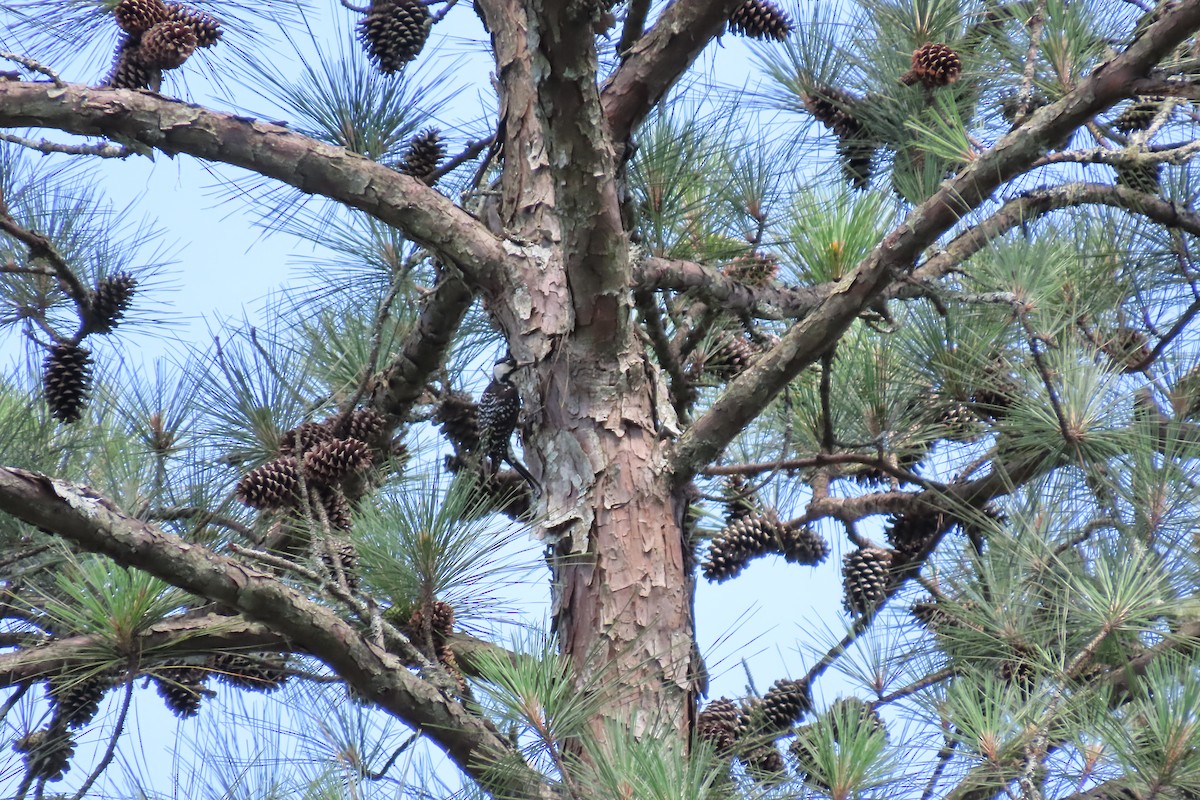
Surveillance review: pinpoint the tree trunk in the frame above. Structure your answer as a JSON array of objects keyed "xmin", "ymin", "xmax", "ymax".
[{"xmin": 532, "ymin": 337, "xmax": 697, "ymax": 743}]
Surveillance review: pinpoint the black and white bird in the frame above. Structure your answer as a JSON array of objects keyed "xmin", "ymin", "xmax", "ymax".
[
  {"xmin": 478, "ymin": 354, "xmax": 520, "ymax": 473},
  {"xmin": 477, "ymin": 354, "xmax": 538, "ymax": 490}
]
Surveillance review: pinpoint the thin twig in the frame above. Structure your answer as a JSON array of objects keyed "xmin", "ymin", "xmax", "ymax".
[
  {"xmin": 69, "ymin": 672, "xmax": 135, "ymax": 800},
  {"xmin": 429, "ymin": 135, "xmax": 494, "ymax": 183},
  {"xmin": 820, "ymin": 348, "xmax": 835, "ymax": 453},
  {"xmin": 0, "ymin": 681, "xmax": 31, "ymax": 720},
  {"xmin": 0, "ymin": 52, "xmax": 64, "ymax": 87},
  {"xmin": 1013, "ymin": 0, "xmax": 1048, "ymax": 126},
  {"xmin": 145, "ymin": 507, "xmax": 255, "ymax": 539},
  {"xmin": 339, "ymin": 0, "xmax": 369, "ymax": 12},
  {"xmin": 1016, "ymin": 309, "xmax": 1076, "ymax": 446},
  {"xmin": 0, "ymin": 131, "xmax": 133, "ymax": 159},
  {"xmin": 337, "ymin": 273, "xmax": 408, "ymax": 422},
  {"xmin": 920, "ymin": 736, "xmax": 959, "ymax": 800},
  {"xmin": 365, "ymin": 732, "xmax": 421, "ymax": 780},
  {"xmin": 1127, "ymin": 296, "xmax": 1200, "ymax": 371},
  {"xmin": 876, "ymin": 667, "xmax": 955, "ymax": 705}
]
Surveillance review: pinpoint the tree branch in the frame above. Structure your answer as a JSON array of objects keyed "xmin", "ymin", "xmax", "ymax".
[
  {"xmin": 669, "ymin": 2, "xmax": 1200, "ymax": 482},
  {"xmin": 0, "ymin": 82, "xmax": 511, "ymax": 297},
  {"xmin": 601, "ymin": 0, "xmax": 747, "ymax": 144},
  {"xmin": 0, "ymin": 466, "xmax": 549, "ymax": 799},
  {"xmin": 0, "ymin": 613, "xmax": 286, "ymax": 687},
  {"xmin": 634, "ymin": 255, "xmax": 827, "ymax": 318},
  {"xmin": 375, "ymin": 274, "xmax": 474, "ymax": 421}
]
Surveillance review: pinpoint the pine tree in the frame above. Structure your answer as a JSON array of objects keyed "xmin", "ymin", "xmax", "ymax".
[{"xmin": 3, "ymin": 0, "xmax": 1200, "ymax": 797}]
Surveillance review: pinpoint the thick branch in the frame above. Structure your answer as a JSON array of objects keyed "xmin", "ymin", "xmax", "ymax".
[
  {"xmin": 912, "ymin": 182, "xmax": 1200, "ymax": 287},
  {"xmin": 670, "ymin": 0, "xmax": 1200, "ymax": 482},
  {"xmin": 0, "ymin": 467, "xmax": 547, "ymax": 799},
  {"xmin": 375, "ymin": 275, "xmax": 474, "ymax": 421},
  {"xmin": 532, "ymin": 2, "xmax": 628, "ymax": 344},
  {"xmin": 601, "ymin": 0, "xmax": 747, "ymax": 144},
  {"xmin": 635, "ymin": 255, "xmax": 827, "ymax": 319},
  {"xmin": 0, "ymin": 82, "xmax": 510, "ymax": 296},
  {"xmin": 0, "ymin": 614, "xmax": 285, "ymax": 687}
]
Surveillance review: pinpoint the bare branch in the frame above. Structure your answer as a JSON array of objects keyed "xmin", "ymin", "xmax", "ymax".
[{"xmin": 0, "ymin": 131, "xmax": 133, "ymax": 158}]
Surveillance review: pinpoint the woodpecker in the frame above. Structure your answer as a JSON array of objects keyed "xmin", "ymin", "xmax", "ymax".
[
  {"xmin": 476, "ymin": 354, "xmax": 539, "ymax": 493},
  {"xmin": 478, "ymin": 354, "xmax": 520, "ymax": 474}
]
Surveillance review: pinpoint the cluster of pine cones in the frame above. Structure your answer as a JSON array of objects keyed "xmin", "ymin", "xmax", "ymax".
[
  {"xmin": 701, "ymin": 476, "xmax": 830, "ymax": 582},
  {"xmin": 235, "ymin": 408, "xmax": 393, "ymax": 587},
  {"xmin": 697, "ymin": 685, "xmax": 885, "ymax": 785},
  {"xmin": 801, "ymin": 41, "xmax": 963, "ymax": 189},
  {"xmin": 13, "ymin": 653, "xmax": 287, "ymax": 783},
  {"xmin": 103, "ymin": 0, "xmax": 222, "ymax": 89},
  {"xmin": 390, "ymin": 599, "xmax": 468, "ymax": 694},
  {"xmin": 42, "ymin": 272, "xmax": 137, "ymax": 423}
]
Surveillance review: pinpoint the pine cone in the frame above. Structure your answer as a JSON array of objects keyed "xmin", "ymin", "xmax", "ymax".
[
  {"xmin": 1114, "ymin": 161, "xmax": 1161, "ymax": 194},
  {"xmin": 760, "ymin": 677, "xmax": 812, "ymax": 731},
  {"xmin": 138, "ymin": 19, "xmax": 198, "ymax": 69},
  {"xmin": 740, "ymin": 744, "xmax": 787, "ymax": 785},
  {"xmin": 87, "ymin": 272, "xmax": 137, "ymax": 334},
  {"xmin": 317, "ymin": 486, "xmax": 354, "ymax": 531},
  {"xmin": 728, "ymin": 0, "xmax": 792, "ymax": 40},
  {"xmin": 13, "ymin": 726, "xmax": 75, "ymax": 781},
  {"xmin": 720, "ymin": 474, "xmax": 759, "ymax": 525},
  {"xmin": 43, "ymin": 343, "xmax": 93, "ymax": 423},
  {"xmin": 697, "ymin": 697, "xmax": 740, "ymax": 752},
  {"xmin": 320, "ymin": 536, "xmax": 359, "ymax": 588},
  {"xmin": 701, "ymin": 510, "xmax": 790, "ymax": 582},
  {"xmin": 829, "ymin": 696, "xmax": 887, "ymax": 741},
  {"xmin": 210, "ymin": 652, "xmax": 288, "ymax": 692},
  {"xmin": 165, "ymin": 2, "xmax": 223, "ymax": 47},
  {"xmin": 103, "ymin": 37, "xmax": 161, "ymax": 90},
  {"xmin": 902, "ymin": 42, "xmax": 962, "ymax": 89},
  {"xmin": 303, "ymin": 438, "xmax": 372, "ymax": 487},
  {"xmin": 803, "ymin": 85, "xmax": 862, "ymax": 137},
  {"xmin": 722, "ymin": 252, "xmax": 779, "ymax": 287},
  {"xmin": 842, "ymin": 546, "xmax": 893, "ymax": 616},
  {"xmin": 153, "ymin": 666, "xmax": 212, "ymax": 718},
  {"xmin": 334, "ymin": 407, "xmax": 390, "ymax": 453},
  {"xmin": 47, "ymin": 672, "xmax": 113, "ymax": 728},
  {"xmin": 788, "ymin": 724, "xmax": 821, "ymax": 782},
  {"xmin": 114, "ymin": 0, "xmax": 168, "ymax": 34},
  {"xmin": 357, "ymin": 0, "xmax": 431, "ymax": 74},
  {"xmin": 838, "ymin": 135, "xmax": 876, "ymax": 190},
  {"xmin": 165, "ymin": 1, "xmax": 224, "ymax": 48},
  {"xmin": 409, "ymin": 599, "xmax": 455, "ymax": 640},
  {"xmin": 278, "ymin": 421, "xmax": 334, "ymax": 456},
  {"xmin": 777, "ymin": 525, "xmax": 829, "ymax": 566},
  {"xmin": 435, "ymin": 391, "xmax": 480, "ymax": 452},
  {"xmin": 884, "ymin": 511, "xmax": 942, "ymax": 559},
  {"xmin": 235, "ymin": 456, "xmax": 304, "ymax": 510},
  {"xmin": 437, "ymin": 642, "xmax": 469, "ymax": 694},
  {"xmin": 397, "ymin": 127, "xmax": 446, "ymax": 182},
  {"xmin": 1114, "ymin": 97, "xmax": 1166, "ymax": 133}
]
